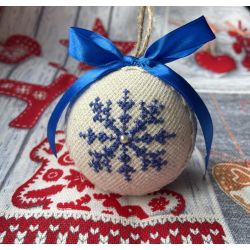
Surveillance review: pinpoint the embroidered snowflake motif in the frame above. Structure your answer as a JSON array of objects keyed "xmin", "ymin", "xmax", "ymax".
[
  {"xmin": 79, "ymin": 89, "xmax": 176, "ymax": 181},
  {"xmin": 148, "ymin": 196, "xmax": 170, "ymax": 212}
]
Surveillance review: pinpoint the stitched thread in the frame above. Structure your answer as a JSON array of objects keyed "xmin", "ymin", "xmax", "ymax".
[{"xmin": 79, "ymin": 89, "xmax": 176, "ymax": 181}]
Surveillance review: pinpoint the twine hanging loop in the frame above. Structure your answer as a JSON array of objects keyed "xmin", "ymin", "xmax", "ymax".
[{"xmin": 134, "ymin": 6, "xmax": 154, "ymax": 57}]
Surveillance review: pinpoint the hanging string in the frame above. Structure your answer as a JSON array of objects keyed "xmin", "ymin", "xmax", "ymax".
[{"xmin": 134, "ymin": 6, "xmax": 154, "ymax": 57}]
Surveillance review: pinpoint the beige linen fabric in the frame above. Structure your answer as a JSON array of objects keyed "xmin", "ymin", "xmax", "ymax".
[{"xmin": 66, "ymin": 66, "xmax": 196, "ymax": 195}]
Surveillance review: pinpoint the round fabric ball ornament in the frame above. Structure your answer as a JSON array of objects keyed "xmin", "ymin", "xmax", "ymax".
[
  {"xmin": 66, "ymin": 66, "xmax": 197, "ymax": 195},
  {"xmin": 47, "ymin": 14, "xmax": 215, "ymax": 195}
]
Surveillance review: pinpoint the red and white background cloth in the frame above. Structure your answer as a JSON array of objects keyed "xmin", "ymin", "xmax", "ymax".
[{"xmin": 0, "ymin": 132, "xmax": 233, "ymax": 243}]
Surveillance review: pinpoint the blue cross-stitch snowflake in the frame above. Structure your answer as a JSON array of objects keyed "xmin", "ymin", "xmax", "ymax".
[{"xmin": 79, "ymin": 89, "xmax": 176, "ymax": 181}]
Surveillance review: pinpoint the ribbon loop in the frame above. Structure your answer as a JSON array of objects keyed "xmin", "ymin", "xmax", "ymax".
[
  {"xmin": 69, "ymin": 27, "xmax": 123, "ymax": 66},
  {"xmin": 48, "ymin": 16, "xmax": 215, "ymax": 171},
  {"xmin": 144, "ymin": 16, "xmax": 215, "ymax": 64}
]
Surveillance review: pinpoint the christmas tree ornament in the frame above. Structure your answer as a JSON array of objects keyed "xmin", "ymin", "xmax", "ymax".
[{"xmin": 48, "ymin": 7, "xmax": 215, "ymax": 195}]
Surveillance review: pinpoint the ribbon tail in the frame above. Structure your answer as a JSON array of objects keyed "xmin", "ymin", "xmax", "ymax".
[
  {"xmin": 144, "ymin": 63, "xmax": 213, "ymax": 171},
  {"xmin": 47, "ymin": 62, "xmax": 123, "ymax": 156}
]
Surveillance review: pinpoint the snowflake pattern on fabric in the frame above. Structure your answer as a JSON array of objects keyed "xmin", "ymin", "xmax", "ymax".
[{"xmin": 79, "ymin": 89, "xmax": 176, "ymax": 181}]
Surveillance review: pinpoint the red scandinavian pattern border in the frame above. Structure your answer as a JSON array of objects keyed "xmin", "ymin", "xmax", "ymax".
[{"xmin": 0, "ymin": 213, "xmax": 227, "ymax": 244}]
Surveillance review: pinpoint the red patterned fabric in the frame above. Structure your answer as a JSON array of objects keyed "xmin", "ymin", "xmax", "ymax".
[
  {"xmin": 195, "ymin": 51, "xmax": 236, "ymax": 74},
  {"xmin": 0, "ymin": 216, "xmax": 226, "ymax": 244},
  {"xmin": 0, "ymin": 34, "xmax": 41, "ymax": 64},
  {"xmin": 0, "ymin": 74, "xmax": 76, "ymax": 128},
  {"xmin": 228, "ymin": 21, "xmax": 250, "ymax": 71},
  {"xmin": 0, "ymin": 132, "xmax": 232, "ymax": 244}
]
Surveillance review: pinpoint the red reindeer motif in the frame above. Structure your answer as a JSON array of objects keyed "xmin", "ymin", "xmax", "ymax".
[{"xmin": 93, "ymin": 193, "xmax": 149, "ymax": 219}]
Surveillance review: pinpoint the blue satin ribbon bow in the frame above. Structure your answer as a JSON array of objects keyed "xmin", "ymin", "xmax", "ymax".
[{"xmin": 47, "ymin": 16, "xmax": 215, "ymax": 171}]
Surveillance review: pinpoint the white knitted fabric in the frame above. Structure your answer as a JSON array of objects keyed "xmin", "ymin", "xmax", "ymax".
[{"xmin": 66, "ymin": 66, "xmax": 197, "ymax": 195}]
